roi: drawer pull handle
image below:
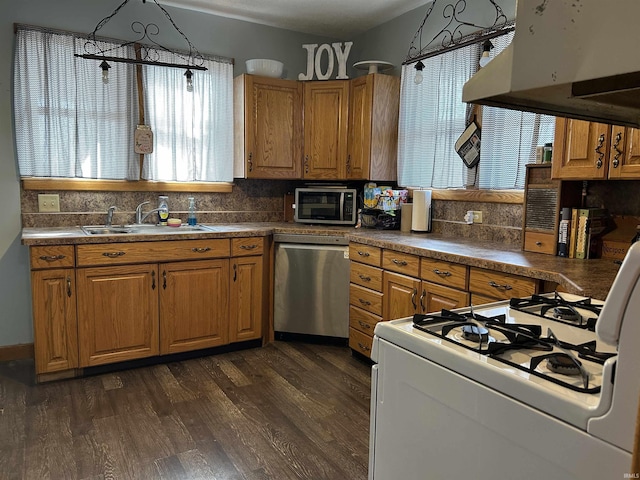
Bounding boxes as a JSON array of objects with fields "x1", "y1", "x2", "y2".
[
  {"x1": 535, "y1": 241, "x2": 542, "y2": 246},
  {"x1": 191, "y1": 247, "x2": 211, "y2": 253},
  {"x1": 488, "y1": 280, "x2": 512, "y2": 291},
  {"x1": 433, "y1": 268, "x2": 451, "y2": 277},
  {"x1": 239, "y1": 244, "x2": 258, "y2": 250},
  {"x1": 102, "y1": 251, "x2": 125, "y2": 258},
  {"x1": 359, "y1": 299, "x2": 372, "y2": 306},
  {"x1": 357, "y1": 251, "x2": 370, "y2": 257},
  {"x1": 40, "y1": 254, "x2": 66, "y2": 262},
  {"x1": 358, "y1": 342, "x2": 371, "y2": 352},
  {"x1": 358, "y1": 274, "x2": 371, "y2": 282},
  {"x1": 358, "y1": 320, "x2": 371, "y2": 329},
  {"x1": 66, "y1": 276, "x2": 72, "y2": 297},
  {"x1": 392, "y1": 259, "x2": 408, "y2": 266}
]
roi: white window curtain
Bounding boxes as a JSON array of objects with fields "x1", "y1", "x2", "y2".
[
  {"x1": 14, "y1": 27, "x2": 139, "y2": 179},
  {"x1": 142, "y1": 52, "x2": 234, "y2": 182},
  {"x1": 397, "y1": 44, "x2": 479, "y2": 189},
  {"x1": 478, "y1": 32, "x2": 555, "y2": 189},
  {"x1": 397, "y1": 31, "x2": 555, "y2": 190}
]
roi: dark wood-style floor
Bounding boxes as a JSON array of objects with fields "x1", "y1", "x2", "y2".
[{"x1": 0, "y1": 342, "x2": 372, "y2": 480}]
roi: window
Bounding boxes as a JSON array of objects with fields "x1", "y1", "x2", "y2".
[
  {"x1": 397, "y1": 31, "x2": 555, "y2": 190},
  {"x1": 13, "y1": 25, "x2": 233, "y2": 183}
]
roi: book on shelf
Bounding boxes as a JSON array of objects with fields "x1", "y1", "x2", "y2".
[
  {"x1": 575, "y1": 208, "x2": 610, "y2": 259},
  {"x1": 568, "y1": 207, "x2": 579, "y2": 258},
  {"x1": 557, "y1": 208, "x2": 572, "y2": 257}
]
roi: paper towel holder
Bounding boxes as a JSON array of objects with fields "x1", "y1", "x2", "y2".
[{"x1": 411, "y1": 189, "x2": 432, "y2": 233}]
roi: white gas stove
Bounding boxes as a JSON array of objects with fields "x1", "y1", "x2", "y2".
[{"x1": 368, "y1": 243, "x2": 640, "y2": 480}]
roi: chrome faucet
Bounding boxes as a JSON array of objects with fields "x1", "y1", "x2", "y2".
[
  {"x1": 106, "y1": 206, "x2": 117, "y2": 226},
  {"x1": 135, "y1": 201, "x2": 168, "y2": 224}
]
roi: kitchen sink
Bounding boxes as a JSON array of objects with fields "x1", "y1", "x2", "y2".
[{"x1": 81, "y1": 224, "x2": 213, "y2": 235}]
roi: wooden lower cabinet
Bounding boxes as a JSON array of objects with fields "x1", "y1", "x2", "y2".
[
  {"x1": 421, "y1": 281, "x2": 469, "y2": 313},
  {"x1": 31, "y1": 268, "x2": 78, "y2": 374},
  {"x1": 77, "y1": 264, "x2": 159, "y2": 367},
  {"x1": 383, "y1": 271, "x2": 420, "y2": 320},
  {"x1": 160, "y1": 259, "x2": 229, "y2": 354},
  {"x1": 229, "y1": 255, "x2": 263, "y2": 342}
]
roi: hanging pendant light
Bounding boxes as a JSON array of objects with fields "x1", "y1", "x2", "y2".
[
  {"x1": 414, "y1": 60, "x2": 425, "y2": 85},
  {"x1": 185, "y1": 69, "x2": 193, "y2": 92},
  {"x1": 100, "y1": 60, "x2": 111, "y2": 84},
  {"x1": 479, "y1": 40, "x2": 494, "y2": 67}
]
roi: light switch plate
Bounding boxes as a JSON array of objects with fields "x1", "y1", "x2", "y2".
[
  {"x1": 472, "y1": 211, "x2": 483, "y2": 223},
  {"x1": 38, "y1": 194, "x2": 60, "y2": 212}
]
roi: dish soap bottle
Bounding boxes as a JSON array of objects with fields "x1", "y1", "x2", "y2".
[
  {"x1": 158, "y1": 195, "x2": 169, "y2": 225},
  {"x1": 188, "y1": 197, "x2": 197, "y2": 226}
]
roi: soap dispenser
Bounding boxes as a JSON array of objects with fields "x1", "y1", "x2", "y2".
[
  {"x1": 158, "y1": 195, "x2": 169, "y2": 225},
  {"x1": 188, "y1": 197, "x2": 197, "y2": 226}
]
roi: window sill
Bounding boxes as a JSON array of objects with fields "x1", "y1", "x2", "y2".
[
  {"x1": 21, "y1": 178, "x2": 234, "y2": 193},
  {"x1": 411, "y1": 188, "x2": 523, "y2": 204}
]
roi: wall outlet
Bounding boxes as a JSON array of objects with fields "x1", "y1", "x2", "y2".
[
  {"x1": 472, "y1": 211, "x2": 483, "y2": 224},
  {"x1": 38, "y1": 194, "x2": 60, "y2": 213}
]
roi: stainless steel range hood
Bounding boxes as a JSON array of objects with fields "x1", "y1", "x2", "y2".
[{"x1": 463, "y1": 0, "x2": 640, "y2": 128}]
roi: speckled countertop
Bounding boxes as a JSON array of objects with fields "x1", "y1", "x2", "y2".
[{"x1": 22, "y1": 222, "x2": 621, "y2": 300}]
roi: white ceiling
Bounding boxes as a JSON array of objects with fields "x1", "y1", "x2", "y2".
[{"x1": 162, "y1": 0, "x2": 428, "y2": 38}]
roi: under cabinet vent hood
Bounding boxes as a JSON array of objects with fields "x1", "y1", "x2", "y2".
[{"x1": 463, "y1": 0, "x2": 640, "y2": 128}]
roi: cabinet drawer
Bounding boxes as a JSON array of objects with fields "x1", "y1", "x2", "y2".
[
  {"x1": 349, "y1": 305, "x2": 381, "y2": 336},
  {"x1": 420, "y1": 258, "x2": 468, "y2": 290},
  {"x1": 523, "y1": 231, "x2": 556, "y2": 255},
  {"x1": 349, "y1": 243, "x2": 381, "y2": 267},
  {"x1": 349, "y1": 283, "x2": 383, "y2": 316},
  {"x1": 382, "y1": 250, "x2": 420, "y2": 277},
  {"x1": 30, "y1": 246, "x2": 75, "y2": 269},
  {"x1": 350, "y1": 262, "x2": 383, "y2": 291},
  {"x1": 349, "y1": 327, "x2": 373, "y2": 357},
  {"x1": 77, "y1": 239, "x2": 230, "y2": 266},
  {"x1": 469, "y1": 267, "x2": 538, "y2": 300},
  {"x1": 231, "y1": 237, "x2": 264, "y2": 256}
]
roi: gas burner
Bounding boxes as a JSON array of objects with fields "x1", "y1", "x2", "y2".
[
  {"x1": 547, "y1": 353, "x2": 583, "y2": 376},
  {"x1": 462, "y1": 324, "x2": 488, "y2": 343},
  {"x1": 551, "y1": 306, "x2": 580, "y2": 322}
]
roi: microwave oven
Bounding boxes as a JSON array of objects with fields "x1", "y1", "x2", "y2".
[{"x1": 294, "y1": 188, "x2": 357, "y2": 225}]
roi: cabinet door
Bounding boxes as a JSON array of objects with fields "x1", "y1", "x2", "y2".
[
  {"x1": 552, "y1": 118, "x2": 610, "y2": 179},
  {"x1": 160, "y1": 259, "x2": 229, "y2": 354},
  {"x1": 240, "y1": 75, "x2": 303, "y2": 179},
  {"x1": 77, "y1": 265, "x2": 159, "y2": 367},
  {"x1": 608, "y1": 126, "x2": 640, "y2": 179},
  {"x1": 31, "y1": 269, "x2": 78, "y2": 374},
  {"x1": 303, "y1": 81, "x2": 349, "y2": 179},
  {"x1": 420, "y1": 281, "x2": 469, "y2": 314},
  {"x1": 347, "y1": 76, "x2": 372, "y2": 179},
  {"x1": 383, "y1": 271, "x2": 421, "y2": 321},
  {"x1": 347, "y1": 74, "x2": 399, "y2": 181},
  {"x1": 230, "y1": 255, "x2": 263, "y2": 342}
]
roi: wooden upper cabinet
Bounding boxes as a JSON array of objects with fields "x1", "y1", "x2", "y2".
[
  {"x1": 347, "y1": 74, "x2": 399, "y2": 181},
  {"x1": 608, "y1": 125, "x2": 640, "y2": 179},
  {"x1": 552, "y1": 118, "x2": 610, "y2": 179},
  {"x1": 552, "y1": 118, "x2": 640, "y2": 180},
  {"x1": 303, "y1": 80, "x2": 350, "y2": 179},
  {"x1": 234, "y1": 75, "x2": 303, "y2": 179}
]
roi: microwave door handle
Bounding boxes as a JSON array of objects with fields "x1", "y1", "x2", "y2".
[{"x1": 339, "y1": 194, "x2": 345, "y2": 222}]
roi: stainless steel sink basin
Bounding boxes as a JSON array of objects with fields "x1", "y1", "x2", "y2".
[
  {"x1": 81, "y1": 224, "x2": 212, "y2": 235},
  {"x1": 81, "y1": 225, "x2": 133, "y2": 235}
]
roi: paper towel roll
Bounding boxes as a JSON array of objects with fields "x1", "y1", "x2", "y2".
[
  {"x1": 400, "y1": 204, "x2": 413, "y2": 232},
  {"x1": 411, "y1": 190, "x2": 432, "y2": 232}
]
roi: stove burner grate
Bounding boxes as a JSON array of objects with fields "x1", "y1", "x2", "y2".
[{"x1": 510, "y1": 293, "x2": 601, "y2": 331}]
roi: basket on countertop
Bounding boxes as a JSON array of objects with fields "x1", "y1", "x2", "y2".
[{"x1": 361, "y1": 207, "x2": 402, "y2": 230}]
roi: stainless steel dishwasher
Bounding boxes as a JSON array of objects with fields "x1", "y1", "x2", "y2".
[{"x1": 273, "y1": 233, "x2": 350, "y2": 342}]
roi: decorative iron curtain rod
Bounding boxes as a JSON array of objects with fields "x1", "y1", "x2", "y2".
[{"x1": 402, "y1": 24, "x2": 515, "y2": 66}]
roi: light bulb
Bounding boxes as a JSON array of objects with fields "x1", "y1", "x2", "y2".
[
  {"x1": 479, "y1": 51, "x2": 491, "y2": 68},
  {"x1": 100, "y1": 60, "x2": 110, "y2": 85},
  {"x1": 414, "y1": 60, "x2": 425, "y2": 85},
  {"x1": 185, "y1": 69, "x2": 193, "y2": 92}
]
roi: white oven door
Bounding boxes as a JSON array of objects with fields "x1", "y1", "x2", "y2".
[{"x1": 369, "y1": 338, "x2": 630, "y2": 480}]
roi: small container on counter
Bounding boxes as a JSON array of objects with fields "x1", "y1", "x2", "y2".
[
  {"x1": 158, "y1": 196, "x2": 169, "y2": 225},
  {"x1": 188, "y1": 197, "x2": 197, "y2": 226},
  {"x1": 543, "y1": 143, "x2": 553, "y2": 163}
]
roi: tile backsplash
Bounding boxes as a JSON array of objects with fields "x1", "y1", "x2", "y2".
[{"x1": 21, "y1": 179, "x2": 526, "y2": 246}]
